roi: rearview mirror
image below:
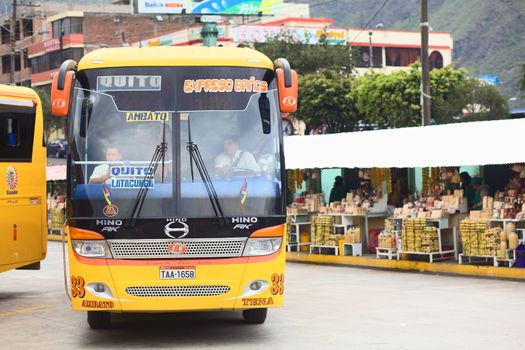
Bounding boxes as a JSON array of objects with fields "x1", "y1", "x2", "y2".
[
  {"x1": 51, "y1": 60, "x2": 77, "y2": 117},
  {"x1": 274, "y1": 58, "x2": 298, "y2": 113}
]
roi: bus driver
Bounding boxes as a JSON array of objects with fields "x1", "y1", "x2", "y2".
[{"x1": 215, "y1": 136, "x2": 260, "y2": 177}]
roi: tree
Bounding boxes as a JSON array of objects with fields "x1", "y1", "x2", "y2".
[
  {"x1": 430, "y1": 66, "x2": 471, "y2": 124},
  {"x1": 353, "y1": 64, "x2": 510, "y2": 128},
  {"x1": 461, "y1": 79, "x2": 509, "y2": 121},
  {"x1": 432, "y1": 67, "x2": 508, "y2": 123},
  {"x1": 353, "y1": 66, "x2": 421, "y2": 128},
  {"x1": 34, "y1": 87, "x2": 66, "y2": 143},
  {"x1": 298, "y1": 69, "x2": 358, "y2": 133},
  {"x1": 253, "y1": 31, "x2": 357, "y2": 75}
]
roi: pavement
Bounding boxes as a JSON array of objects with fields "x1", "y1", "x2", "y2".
[{"x1": 1, "y1": 241, "x2": 524, "y2": 350}]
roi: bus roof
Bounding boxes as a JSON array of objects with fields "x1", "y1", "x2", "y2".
[
  {"x1": 0, "y1": 84, "x2": 38, "y2": 100},
  {"x1": 77, "y1": 47, "x2": 275, "y2": 71}
]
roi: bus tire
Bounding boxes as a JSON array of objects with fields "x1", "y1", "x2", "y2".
[
  {"x1": 87, "y1": 311, "x2": 111, "y2": 329},
  {"x1": 242, "y1": 308, "x2": 267, "y2": 324}
]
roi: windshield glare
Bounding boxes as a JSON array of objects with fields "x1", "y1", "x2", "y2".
[{"x1": 69, "y1": 67, "x2": 284, "y2": 219}]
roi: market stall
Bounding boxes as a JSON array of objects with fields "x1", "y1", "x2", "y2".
[{"x1": 284, "y1": 119, "x2": 525, "y2": 268}]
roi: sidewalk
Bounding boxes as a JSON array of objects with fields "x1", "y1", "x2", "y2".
[
  {"x1": 48, "y1": 234, "x2": 525, "y2": 280},
  {"x1": 286, "y1": 252, "x2": 525, "y2": 281}
]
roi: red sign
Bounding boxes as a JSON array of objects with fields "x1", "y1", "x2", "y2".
[
  {"x1": 44, "y1": 38, "x2": 60, "y2": 53},
  {"x1": 168, "y1": 242, "x2": 187, "y2": 255}
]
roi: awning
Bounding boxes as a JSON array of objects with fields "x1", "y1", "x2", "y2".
[
  {"x1": 284, "y1": 118, "x2": 525, "y2": 169},
  {"x1": 46, "y1": 165, "x2": 66, "y2": 181}
]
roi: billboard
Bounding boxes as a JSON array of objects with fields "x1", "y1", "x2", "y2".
[
  {"x1": 233, "y1": 25, "x2": 347, "y2": 45},
  {"x1": 138, "y1": 0, "x2": 283, "y2": 15}
]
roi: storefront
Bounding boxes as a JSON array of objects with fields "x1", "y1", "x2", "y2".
[
  {"x1": 46, "y1": 165, "x2": 66, "y2": 235},
  {"x1": 284, "y1": 118, "x2": 525, "y2": 271}
]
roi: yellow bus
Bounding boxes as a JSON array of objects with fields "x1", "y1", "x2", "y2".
[
  {"x1": 51, "y1": 47, "x2": 297, "y2": 329},
  {"x1": 0, "y1": 85, "x2": 47, "y2": 273}
]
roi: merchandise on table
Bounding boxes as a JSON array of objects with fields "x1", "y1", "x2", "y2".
[
  {"x1": 50, "y1": 208, "x2": 65, "y2": 229},
  {"x1": 286, "y1": 215, "x2": 293, "y2": 243},
  {"x1": 320, "y1": 189, "x2": 386, "y2": 215},
  {"x1": 345, "y1": 226, "x2": 361, "y2": 243},
  {"x1": 312, "y1": 216, "x2": 341, "y2": 246},
  {"x1": 288, "y1": 193, "x2": 325, "y2": 214},
  {"x1": 459, "y1": 218, "x2": 500, "y2": 256},
  {"x1": 401, "y1": 218, "x2": 438, "y2": 253},
  {"x1": 378, "y1": 219, "x2": 397, "y2": 249},
  {"x1": 393, "y1": 190, "x2": 466, "y2": 219}
]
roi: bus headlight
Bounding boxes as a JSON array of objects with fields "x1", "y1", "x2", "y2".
[
  {"x1": 243, "y1": 238, "x2": 282, "y2": 256},
  {"x1": 72, "y1": 240, "x2": 112, "y2": 258}
]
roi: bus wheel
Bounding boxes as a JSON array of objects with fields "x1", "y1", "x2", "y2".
[
  {"x1": 87, "y1": 311, "x2": 111, "y2": 329},
  {"x1": 242, "y1": 308, "x2": 267, "y2": 324}
]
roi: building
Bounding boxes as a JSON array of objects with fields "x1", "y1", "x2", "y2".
[
  {"x1": 0, "y1": 1, "x2": 131, "y2": 86},
  {"x1": 27, "y1": 11, "x2": 188, "y2": 87},
  {"x1": 348, "y1": 27, "x2": 452, "y2": 75},
  {"x1": 0, "y1": 1, "x2": 190, "y2": 87},
  {"x1": 135, "y1": 16, "x2": 453, "y2": 75},
  {"x1": 0, "y1": 1, "x2": 452, "y2": 87}
]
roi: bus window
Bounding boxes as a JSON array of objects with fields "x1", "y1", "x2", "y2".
[{"x1": 0, "y1": 105, "x2": 36, "y2": 162}]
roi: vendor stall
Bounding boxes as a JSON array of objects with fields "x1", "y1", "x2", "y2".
[{"x1": 284, "y1": 118, "x2": 525, "y2": 269}]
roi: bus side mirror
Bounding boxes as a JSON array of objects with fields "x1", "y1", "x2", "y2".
[
  {"x1": 274, "y1": 58, "x2": 298, "y2": 113},
  {"x1": 51, "y1": 60, "x2": 77, "y2": 117}
]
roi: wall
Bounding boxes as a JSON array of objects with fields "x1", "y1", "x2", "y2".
[{"x1": 83, "y1": 13, "x2": 189, "y2": 48}]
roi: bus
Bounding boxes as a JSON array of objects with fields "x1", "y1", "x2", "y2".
[
  {"x1": 0, "y1": 85, "x2": 47, "y2": 273},
  {"x1": 50, "y1": 46, "x2": 297, "y2": 329}
]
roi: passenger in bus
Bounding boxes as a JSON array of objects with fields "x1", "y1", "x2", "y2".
[
  {"x1": 89, "y1": 146, "x2": 123, "y2": 184},
  {"x1": 215, "y1": 136, "x2": 261, "y2": 177}
]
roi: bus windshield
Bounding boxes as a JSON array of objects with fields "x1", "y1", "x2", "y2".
[{"x1": 69, "y1": 67, "x2": 284, "y2": 220}]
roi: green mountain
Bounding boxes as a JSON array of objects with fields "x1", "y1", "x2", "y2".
[{"x1": 306, "y1": 0, "x2": 524, "y2": 97}]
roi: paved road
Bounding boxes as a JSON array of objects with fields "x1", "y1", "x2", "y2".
[{"x1": 1, "y1": 242, "x2": 524, "y2": 350}]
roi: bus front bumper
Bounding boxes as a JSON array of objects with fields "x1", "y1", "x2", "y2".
[{"x1": 68, "y1": 242, "x2": 285, "y2": 313}]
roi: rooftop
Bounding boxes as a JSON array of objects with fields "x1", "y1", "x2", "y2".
[{"x1": 78, "y1": 46, "x2": 274, "y2": 70}]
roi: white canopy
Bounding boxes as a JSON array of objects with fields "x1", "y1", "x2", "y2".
[
  {"x1": 46, "y1": 165, "x2": 66, "y2": 181},
  {"x1": 284, "y1": 118, "x2": 524, "y2": 169}
]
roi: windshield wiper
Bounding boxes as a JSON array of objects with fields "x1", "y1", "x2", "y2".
[
  {"x1": 186, "y1": 115, "x2": 226, "y2": 223},
  {"x1": 127, "y1": 121, "x2": 168, "y2": 226}
]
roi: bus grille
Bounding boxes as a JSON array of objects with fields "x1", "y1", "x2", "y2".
[
  {"x1": 126, "y1": 286, "x2": 231, "y2": 297},
  {"x1": 106, "y1": 238, "x2": 247, "y2": 259}
]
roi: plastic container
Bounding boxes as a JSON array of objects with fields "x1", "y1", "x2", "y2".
[
  {"x1": 508, "y1": 231, "x2": 519, "y2": 250},
  {"x1": 515, "y1": 244, "x2": 525, "y2": 268},
  {"x1": 368, "y1": 229, "x2": 382, "y2": 254},
  {"x1": 300, "y1": 232, "x2": 310, "y2": 252}
]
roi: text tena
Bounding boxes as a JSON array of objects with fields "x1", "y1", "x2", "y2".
[{"x1": 241, "y1": 297, "x2": 274, "y2": 306}]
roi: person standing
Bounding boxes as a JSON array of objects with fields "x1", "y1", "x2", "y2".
[{"x1": 329, "y1": 176, "x2": 347, "y2": 203}]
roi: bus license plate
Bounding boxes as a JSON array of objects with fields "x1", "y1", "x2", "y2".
[{"x1": 160, "y1": 267, "x2": 196, "y2": 280}]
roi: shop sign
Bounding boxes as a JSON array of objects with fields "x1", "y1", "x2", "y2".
[
  {"x1": 138, "y1": 0, "x2": 273, "y2": 15},
  {"x1": 138, "y1": 0, "x2": 193, "y2": 14},
  {"x1": 233, "y1": 25, "x2": 347, "y2": 45},
  {"x1": 44, "y1": 38, "x2": 60, "y2": 53}
]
